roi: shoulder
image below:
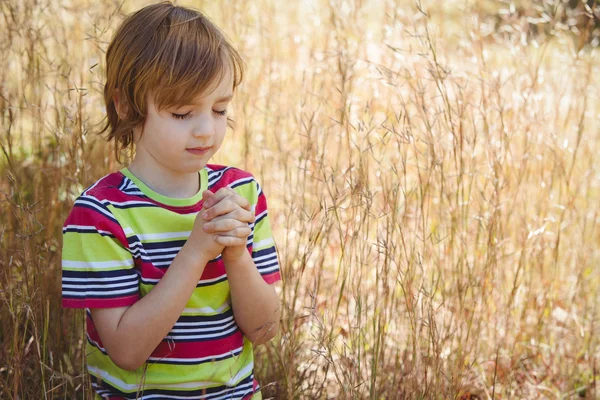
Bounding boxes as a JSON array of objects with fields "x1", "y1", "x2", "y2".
[
  {"x1": 66, "y1": 171, "x2": 129, "y2": 223},
  {"x1": 79, "y1": 171, "x2": 128, "y2": 203},
  {"x1": 205, "y1": 164, "x2": 259, "y2": 190}
]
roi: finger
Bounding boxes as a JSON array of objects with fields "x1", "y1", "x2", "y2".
[
  {"x1": 218, "y1": 226, "x2": 252, "y2": 238},
  {"x1": 203, "y1": 218, "x2": 246, "y2": 233},
  {"x1": 203, "y1": 187, "x2": 251, "y2": 211},
  {"x1": 202, "y1": 189, "x2": 227, "y2": 209},
  {"x1": 204, "y1": 201, "x2": 255, "y2": 222},
  {"x1": 213, "y1": 235, "x2": 247, "y2": 247}
]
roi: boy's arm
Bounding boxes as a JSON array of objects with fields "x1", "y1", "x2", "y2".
[
  {"x1": 90, "y1": 243, "x2": 210, "y2": 371},
  {"x1": 222, "y1": 251, "x2": 280, "y2": 345}
]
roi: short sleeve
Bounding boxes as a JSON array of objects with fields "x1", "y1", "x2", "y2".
[
  {"x1": 233, "y1": 177, "x2": 281, "y2": 284},
  {"x1": 61, "y1": 195, "x2": 140, "y2": 308}
]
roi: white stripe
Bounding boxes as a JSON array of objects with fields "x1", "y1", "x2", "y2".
[
  {"x1": 165, "y1": 325, "x2": 238, "y2": 340},
  {"x1": 252, "y1": 237, "x2": 274, "y2": 249},
  {"x1": 63, "y1": 224, "x2": 97, "y2": 231},
  {"x1": 174, "y1": 315, "x2": 233, "y2": 327},
  {"x1": 170, "y1": 320, "x2": 236, "y2": 334},
  {"x1": 63, "y1": 287, "x2": 137, "y2": 296},
  {"x1": 63, "y1": 275, "x2": 136, "y2": 283},
  {"x1": 124, "y1": 190, "x2": 145, "y2": 196},
  {"x1": 63, "y1": 259, "x2": 134, "y2": 270},
  {"x1": 123, "y1": 227, "x2": 134, "y2": 235},
  {"x1": 229, "y1": 177, "x2": 254, "y2": 189},
  {"x1": 86, "y1": 334, "x2": 106, "y2": 353},
  {"x1": 258, "y1": 264, "x2": 280, "y2": 274},
  {"x1": 87, "y1": 366, "x2": 217, "y2": 390},
  {"x1": 144, "y1": 253, "x2": 177, "y2": 261},
  {"x1": 83, "y1": 174, "x2": 110, "y2": 195},
  {"x1": 141, "y1": 273, "x2": 226, "y2": 285},
  {"x1": 110, "y1": 200, "x2": 155, "y2": 207},
  {"x1": 145, "y1": 246, "x2": 182, "y2": 254},
  {"x1": 255, "y1": 256, "x2": 278, "y2": 266},
  {"x1": 183, "y1": 303, "x2": 231, "y2": 315},
  {"x1": 136, "y1": 381, "x2": 254, "y2": 400},
  {"x1": 63, "y1": 280, "x2": 137, "y2": 290},
  {"x1": 136, "y1": 231, "x2": 191, "y2": 240},
  {"x1": 254, "y1": 210, "x2": 267, "y2": 221},
  {"x1": 76, "y1": 198, "x2": 114, "y2": 220},
  {"x1": 252, "y1": 253, "x2": 277, "y2": 262},
  {"x1": 226, "y1": 361, "x2": 254, "y2": 386}
]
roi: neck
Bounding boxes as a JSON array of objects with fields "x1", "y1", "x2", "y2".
[{"x1": 127, "y1": 151, "x2": 201, "y2": 199}]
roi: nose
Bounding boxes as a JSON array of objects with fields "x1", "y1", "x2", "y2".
[{"x1": 191, "y1": 112, "x2": 214, "y2": 138}]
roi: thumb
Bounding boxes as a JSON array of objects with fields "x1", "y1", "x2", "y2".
[{"x1": 202, "y1": 190, "x2": 216, "y2": 209}]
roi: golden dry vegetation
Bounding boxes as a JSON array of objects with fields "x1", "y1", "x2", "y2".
[{"x1": 1, "y1": 0, "x2": 600, "y2": 398}]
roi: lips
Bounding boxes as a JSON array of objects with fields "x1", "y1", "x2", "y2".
[{"x1": 186, "y1": 146, "x2": 212, "y2": 155}]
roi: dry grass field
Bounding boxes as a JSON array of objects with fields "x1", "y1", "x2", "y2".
[{"x1": 1, "y1": 0, "x2": 600, "y2": 398}]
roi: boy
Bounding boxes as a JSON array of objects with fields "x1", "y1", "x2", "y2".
[{"x1": 61, "y1": 2, "x2": 281, "y2": 399}]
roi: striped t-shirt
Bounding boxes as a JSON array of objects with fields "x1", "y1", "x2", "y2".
[{"x1": 61, "y1": 164, "x2": 281, "y2": 400}]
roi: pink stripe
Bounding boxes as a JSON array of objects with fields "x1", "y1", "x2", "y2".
[
  {"x1": 150, "y1": 330, "x2": 244, "y2": 359},
  {"x1": 65, "y1": 206, "x2": 128, "y2": 245},
  {"x1": 262, "y1": 271, "x2": 281, "y2": 284},
  {"x1": 62, "y1": 294, "x2": 138, "y2": 310},
  {"x1": 139, "y1": 258, "x2": 226, "y2": 280},
  {"x1": 255, "y1": 193, "x2": 267, "y2": 215}
]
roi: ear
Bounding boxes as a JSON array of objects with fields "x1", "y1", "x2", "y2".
[{"x1": 113, "y1": 89, "x2": 129, "y2": 119}]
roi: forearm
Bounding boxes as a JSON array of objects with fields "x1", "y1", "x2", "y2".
[
  {"x1": 224, "y1": 251, "x2": 280, "y2": 345},
  {"x1": 112, "y1": 244, "x2": 208, "y2": 369}
]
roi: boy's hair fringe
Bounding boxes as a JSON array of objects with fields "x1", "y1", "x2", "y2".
[{"x1": 100, "y1": 1, "x2": 245, "y2": 163}]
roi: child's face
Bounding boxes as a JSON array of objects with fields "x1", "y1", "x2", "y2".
[{"x1": 132, "y1": 70, "x2": 234, "y2": 175}]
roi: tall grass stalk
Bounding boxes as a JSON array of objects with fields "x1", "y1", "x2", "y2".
[{"x1": 1, "y1": 0, "x2": 599, "y2": 398}]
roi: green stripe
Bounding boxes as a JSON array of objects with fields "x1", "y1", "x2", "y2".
[
  {"x1": 63, "y1": 232, "x2": 131, "y2": 262},
  {"x1": 86, "y1": 339, "x2": 254, "y2": 389},
  {"x1": 120, "y1": 168, "x2": 208, "y2": 207},
  {"x1": 110, "y1": 206, "x2": 196, "y2": 236},
  {"x1": 139, "y1": 280, "x2": 230, "y2": 310}
]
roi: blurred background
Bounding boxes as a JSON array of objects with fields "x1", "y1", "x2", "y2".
[{"x1": 1, "y1": 0, "x2": 600, "y2": 398}]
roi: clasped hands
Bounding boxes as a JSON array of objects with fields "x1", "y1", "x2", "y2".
[{"x1": 200, "y1": 187, "x2": 254, "y2": 261}]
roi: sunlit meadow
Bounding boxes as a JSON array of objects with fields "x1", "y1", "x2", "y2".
[{"x1": 1, "y1": 0, "x2": 600, "y2": 398}]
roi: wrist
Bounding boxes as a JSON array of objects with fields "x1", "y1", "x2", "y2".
[
  {"x1": 180, "y1": 241, "x2": 211, "y2": 269},
  {"x1": 221, "y1": 246, "x2": 250, "y2": 263}
]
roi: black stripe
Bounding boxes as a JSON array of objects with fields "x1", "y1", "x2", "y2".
[
  {"x1": 62, "y1": 269, "x2": 138, "y2": 280},
  {"x1": 62, "y1": 227, "x2": 115, "y2": 237},
  {"x1": 176, "y1": 308, "x2": 234, "y2": 323},
  {"x1": 255, "y1": 212, "x2": 268, "y2": 225},
  {"x1": 63, "y1": 282, "x2": 139, "y2": 293},
  {"x1": 92, "y1": 373, "x2": 255, "y2": 399},
  {"x1": 252, "y1": 246, "x2": 277, "y2": 257},
  {"x1": 73, "y1": 203, "x2": 119, "y2": 224},
  {"x1": 110, "y1": 202, "x2": 157, "y2": 210},
  {"x1": 230, "y1": 178, "x2": 254, "y2": 189},
  {"x1": 166, "y1": 325, "x2": 240, "y2": 343}
]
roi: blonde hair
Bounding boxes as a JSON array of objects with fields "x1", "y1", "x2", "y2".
[{"x1": 101, "y1": 1, "x2": 244, "y2": 161}]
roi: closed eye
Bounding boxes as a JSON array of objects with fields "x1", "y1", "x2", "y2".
[
  {"x1": 172, "y1": 112, "x2": 191, "y2": 120},
  {"x1": 172, "y1": 110, "x2": 227, "y2": 119}
]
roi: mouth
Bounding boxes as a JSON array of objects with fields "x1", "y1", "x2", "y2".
[{"x1": 186, "y1": 147, "x2": 212, "y2": 155}]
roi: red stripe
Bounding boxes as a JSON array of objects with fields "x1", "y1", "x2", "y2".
[
  {"x1": 62, "y1": 294, "x2": 138, "y2": 309},
  {"x1": 207, "y1": 165, "x2": 253, "y2": 191},
  {"x1": 66, "y1": 205, "x2": 129, "y2": 246},
  {"x1": 150, "y1": 330, "x2": 244, "y2": 359},
  {"x1": 96, "y1": 180, "x2": 204, "y2": 213},
  {"x1": 255, "y1": 192, "x2": 267, "y2": 215},
  {"x1": 86, "y1": 313, "x2": 104, "y2": 346},
  {"x1": 138, "y1": 258, "x2": 226, "y2": 280},
  {"x1": 262, "y1": 271, "x2": 281, "y2": 284}
]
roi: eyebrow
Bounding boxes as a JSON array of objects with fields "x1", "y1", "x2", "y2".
[{"x1": 215, "y1": 94, "x2": 233, "y2": 102}]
